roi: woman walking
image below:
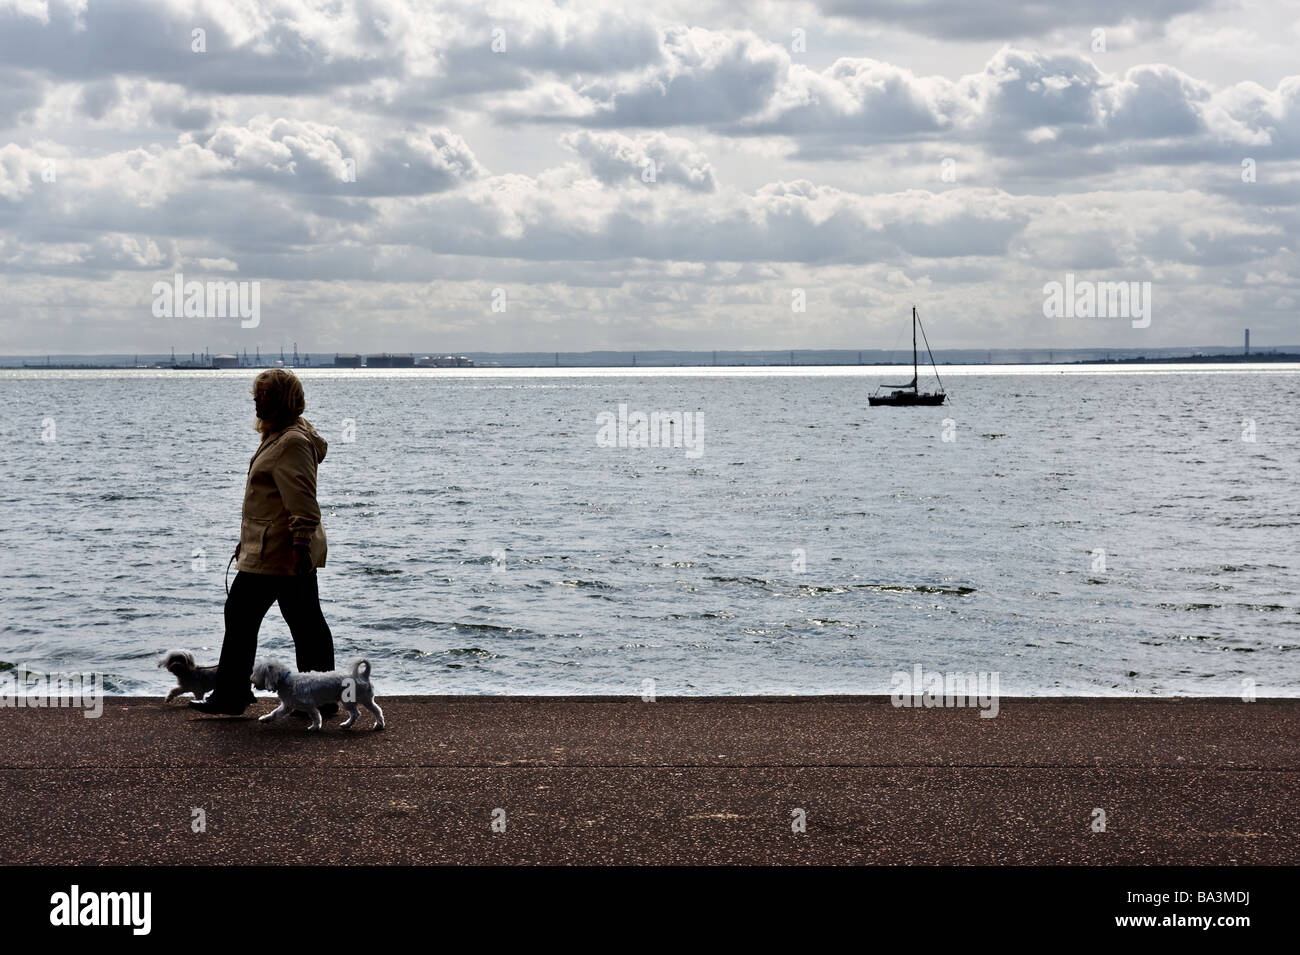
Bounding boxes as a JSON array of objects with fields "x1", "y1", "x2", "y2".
[{"x1": 191, "y1": 368, "x2": 336, "y2": 716}]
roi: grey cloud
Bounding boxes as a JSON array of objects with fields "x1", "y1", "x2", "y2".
[
  {"x1": 973, "y1": 50, "x2": 1106, "y2": 142},
  {"x1": 1104, "y1": 65, "x2": 1208, "y2": 139},
  {"x1": 72, "y1": 78, "x2": 220, "y2": 130},
  {"x1": 348, "y1": 14, "x2": 663, "y2": 120},
  {"x1": 507, "y1": 41, "x2": 1299, "y2": 172},
  {"x1": 561, "y1": 130, "x2": 717, "y2": 191},
  {"x1": 0, "y1": 0, "x2": 388, "y2": 94},
  {"x1": 0, "y1": 68, "x2": 46, "y2": 128},
  {"x1": 1144, "y1": 223, "x2": 1289, "y2": 265},
  {"x1": 734, "y1": 58, "x2": 957, "y2": 144},
  {"x1": 1206, "y1": 177, "x2": 1300, "y2": 207},
  {"x1": 2, "y1": 0, "x2": 665, "y2": 123},
  {"x1": 194, "y1": 120, "x2": 483, "y2": 196},
  {"x1": 437, "y1": 11, "x2": 662, "y2": 80},
  {"x1": 561, "y1": 28, "x2": 786, "y2": 127},
  {"x1": 815, "y1": 0, "x2": 1214, "y2": 41},
  {"x1": 379, "y1": 177, "x2": 1033, "y2": 265},
  {"x1": 76, "y1": 80, "x2": 120, "y2": 121}
]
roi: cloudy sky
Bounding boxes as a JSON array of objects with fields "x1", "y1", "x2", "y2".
[{"x1": 1, "y1": 0, "x2": 1297, "y2": 355}]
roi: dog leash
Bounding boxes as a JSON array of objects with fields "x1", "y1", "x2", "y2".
[{"x1": 225, "y1": 550, "x2": 236, "y2": 597}]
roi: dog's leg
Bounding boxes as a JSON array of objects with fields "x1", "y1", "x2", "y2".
[
  {"x1": 305, "y1": 706, "x2": 324, "y2": 731},
  {"x1": 340, "y1": 703, "x2": 359, "y2": 729},
  {"x1": 362, "y1": 698, "x2": 384, "y2": 731},
  {"x1": 165, "y1": 687, "x2": 182, "y2": 702},
  {"x1": 259, "y1": 702, "x2": 290, "y2": 723}
]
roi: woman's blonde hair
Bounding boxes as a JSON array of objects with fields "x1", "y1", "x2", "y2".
[{"x1": 253, "y1": 368, "x2": 306, "y2": 435}]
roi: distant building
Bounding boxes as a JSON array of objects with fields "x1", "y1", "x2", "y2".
[
  {"x1": 211, "y1": 354, "x2": 239, "y2": 369},
  {"x1": 416, "y1": 355, "x2": 474, "y2": 368},
  {"x1": 333, "y1": 353, "x2": 363, "y2": 368},
  {"x1": 366, "y1": 353, "x2": 414, "y2": 368}
]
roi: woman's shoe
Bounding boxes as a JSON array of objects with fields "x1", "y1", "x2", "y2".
[{"x1": 188, "y1": 691, "x2": 255, "y2": 715}]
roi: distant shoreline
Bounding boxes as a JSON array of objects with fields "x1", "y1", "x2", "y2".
[{"x1": 8, "y1": 354, "x2": 1300, "y2": 371}]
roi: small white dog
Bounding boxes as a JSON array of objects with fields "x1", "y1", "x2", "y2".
[{"x1": 250, "y1": 658, "x2": 385, "y2": 732}]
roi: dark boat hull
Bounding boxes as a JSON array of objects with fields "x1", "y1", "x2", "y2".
[{"x1": 868, "y1": 392, "x2": 946, "y2": 406}]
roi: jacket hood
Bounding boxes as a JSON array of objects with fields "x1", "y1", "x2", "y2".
[{"x1": 289, "y1": 417, "x2": 328, "y2": 463}]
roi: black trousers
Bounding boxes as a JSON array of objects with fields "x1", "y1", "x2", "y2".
[{"x1": 214, "y1": 569, "x2": 335, "y2": 701}]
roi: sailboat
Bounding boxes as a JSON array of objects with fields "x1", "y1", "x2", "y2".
[{"x1": 868, "y1": 306, "x2": 947, "y2": 406}]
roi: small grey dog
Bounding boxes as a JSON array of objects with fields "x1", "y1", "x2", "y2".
[
  {"x1": 250, "y1": 658, "x2": 385, "y2": 731},
  {"x1": 158, "y1": 650, "x2": 219, "y2": 702}
]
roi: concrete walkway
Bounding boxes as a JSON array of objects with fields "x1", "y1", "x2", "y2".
[{"x1": 1, "y1": 697, "x2": 1296, "y2": 864}]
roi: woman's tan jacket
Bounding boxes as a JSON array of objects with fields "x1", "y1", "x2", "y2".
[{"x1": 236, "y1": 418, "x2": 329, "y2": 575}]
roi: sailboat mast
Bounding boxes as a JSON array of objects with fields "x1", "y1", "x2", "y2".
[{"x1": 912, "y1": 305, "x2": 918, "y2": 388}]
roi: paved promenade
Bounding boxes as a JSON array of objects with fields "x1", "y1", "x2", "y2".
[{"x1": 1, "y1": 697, "x2": 1295, "y2": 864}]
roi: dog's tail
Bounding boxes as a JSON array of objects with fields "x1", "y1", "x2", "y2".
[
  {"x1": 350, "y1": 659, "x2": 372, "y2": 683},
  {"x1": 158, "y1": 650, "x2": 195, "y2": 673}
]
